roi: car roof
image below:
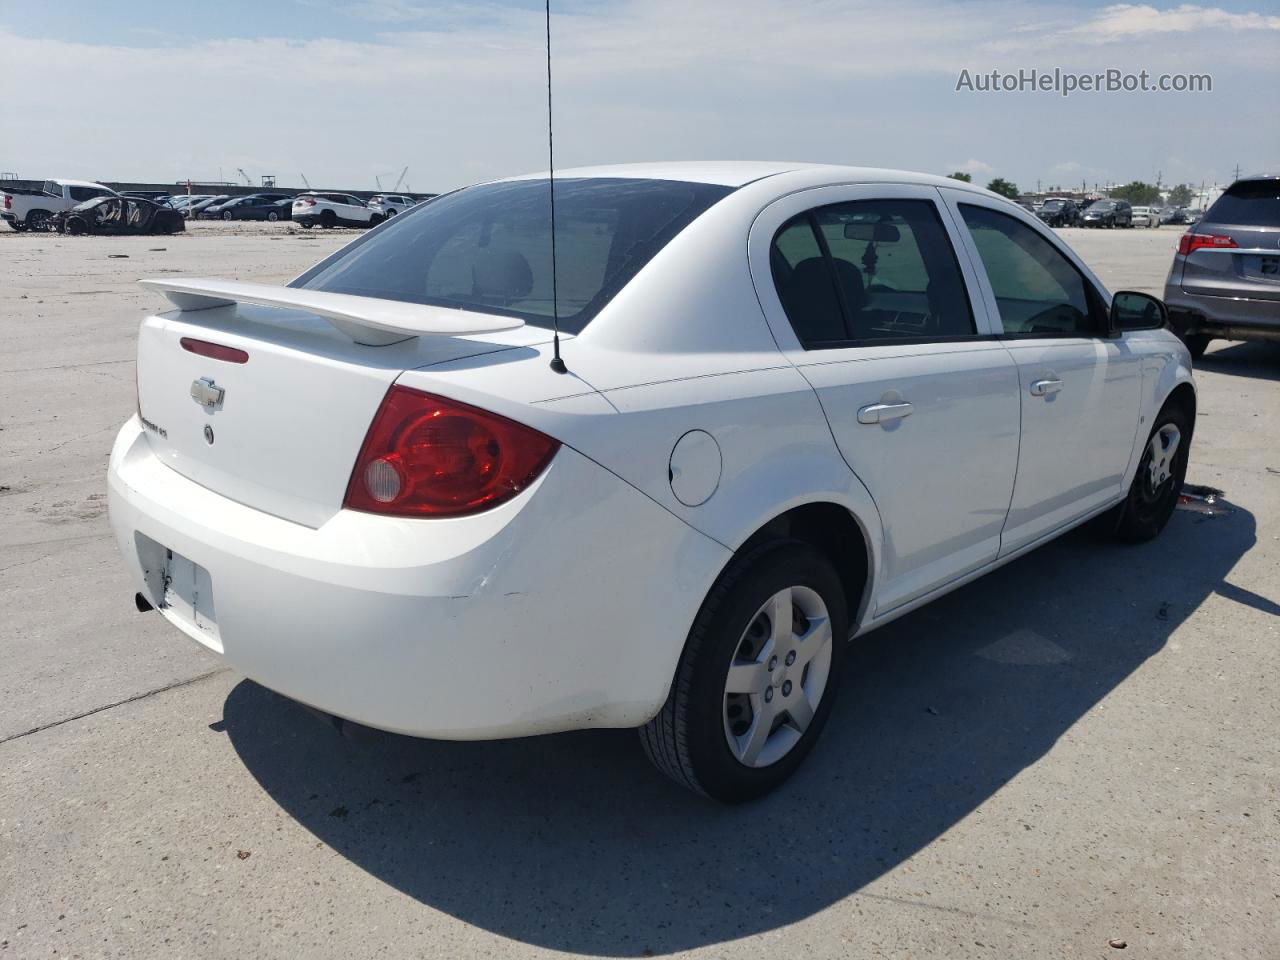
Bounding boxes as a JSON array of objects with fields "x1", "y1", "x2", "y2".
[
  {"x1": 498, "y1": 161, "x2": 1000, "y2": 195},
  {"x1": 50, "y1": 178, "x2": 111, "y2": 188}
]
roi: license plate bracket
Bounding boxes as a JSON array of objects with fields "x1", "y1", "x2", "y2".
[{"x1": 161, "y1": 549, "x2": 221, "y2": 651}]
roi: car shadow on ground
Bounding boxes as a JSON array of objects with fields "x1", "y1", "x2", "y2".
[
  {"x1": 1196, "y1": 340, "x2": 1280, "y2": 381},
  {"x1": 222, "y1": 501, "x2": 1255, "y2": 956}
]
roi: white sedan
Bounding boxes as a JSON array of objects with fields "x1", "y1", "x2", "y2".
[
  {"x1": 1130, "y1": 205, "x2": 1161, "y2": 228},
  {"x1": 109, "y1": 163, "x2": 1194, "y2": 801}
]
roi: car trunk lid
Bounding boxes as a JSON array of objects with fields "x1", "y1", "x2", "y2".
[{"x1": 134, "y1": 288, "x2": 550, "y2": 527}]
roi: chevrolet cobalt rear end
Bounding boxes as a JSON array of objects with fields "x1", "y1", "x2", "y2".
[{"x1": 111, "y1": 163, "x2": 1194, "y2": 801}]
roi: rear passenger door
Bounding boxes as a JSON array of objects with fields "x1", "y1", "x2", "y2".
[
  {"x1": 943, "y1": 192, "x2": 1143, "y2": 553},
  {"x1": 751, "y1": 184, "x2": 1022, "y2": 615}
]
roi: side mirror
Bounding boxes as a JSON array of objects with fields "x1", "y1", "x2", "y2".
[{"x1": 1110, "y1": 290, "x2": 1167, "y2": 334}]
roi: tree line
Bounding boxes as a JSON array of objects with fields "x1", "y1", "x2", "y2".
[{"x1": 946, "y1": 172, "x2": 1195, "y2": 207}]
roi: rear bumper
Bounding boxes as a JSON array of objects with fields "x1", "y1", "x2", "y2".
[
  {"x1": 107, "y1": 417, "x2": 728, "y2": 739},
  {"x1": 1164, "y1": 283, "x2": 1280, "y2": 337}
]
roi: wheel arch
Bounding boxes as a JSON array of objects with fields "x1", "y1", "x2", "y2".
[{"x1": 731, "y1": 501, "x2": 875, "y2": 637}]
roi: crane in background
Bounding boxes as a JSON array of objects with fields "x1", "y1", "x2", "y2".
[
  {"x1": 237, "y1": 167, "x2": 252, "y2": 186},
  {"x1": 374, "y1": 166, "x2": 408, "y2": 192},
  {"x1": 300, "y1": 173, "x2": 311, "y2": 189}
]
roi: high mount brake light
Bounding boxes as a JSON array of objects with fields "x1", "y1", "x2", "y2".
[
  {"x1": 1178, "y1": 233, "x2": 1238, "y2": 255},
  {"x1": 180, "y1": 337, "x2": 249, "y2": 364},
  {"x1": 344, "y1": 386, "x2": 560, "y2": 518}
]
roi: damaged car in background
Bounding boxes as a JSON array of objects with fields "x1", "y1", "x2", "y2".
[{"x1": 55, "y1": 196, "x2": 186, "y2": 236}]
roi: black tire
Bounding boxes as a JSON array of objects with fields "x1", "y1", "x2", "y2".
[
  {"x1": 299, "y1": 220, "x2": 313, "y2": 229},
  {"x1": 640, "y1": 540, "x2": 849, "y2": 803},
  {"x1": 1182, "y1": 334, "x2": 1211, "y2": 360},
  {"x1": 221, "y1": 210, "x2": 233, "y2": 221},
  {"x1": 267, "y1": 210, "x2": 280, "y2": 222},
  {"x1": 1111, "y1": 403, "x2": 1192, "y2": 543},
  {"x1": 27, "y1": 210, "x2": 50, "y2": 231},
  {"x1": 386, "y1": 207, "x2": 397, "y2": 217},
  {"x1": 320, "y1": 210, "x2": 336, "y2": 229}
]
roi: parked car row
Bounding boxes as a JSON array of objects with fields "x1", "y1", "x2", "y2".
[{"x1": 3, "y1": 181, "x2": 435, "y2": 232}]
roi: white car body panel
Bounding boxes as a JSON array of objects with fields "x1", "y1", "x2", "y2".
[
  {"x1": 139, "y1": 277, "x2": 526, "y2": 345},
  {"x1": 108, "y1": 161, "x2": 1195, "y2": 740}
]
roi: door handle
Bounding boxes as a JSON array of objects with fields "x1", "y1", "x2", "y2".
[
  {"x1": 1030, "y1": 378, "x2": 1063, "y2": 397},
  {"x1": 857, "y1": 401, "x2": 914, "y2": 425}
]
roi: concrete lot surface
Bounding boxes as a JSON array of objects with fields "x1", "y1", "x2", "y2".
[{"x1": 2, "y1": 221, "x2": 1277, "y2": 959}]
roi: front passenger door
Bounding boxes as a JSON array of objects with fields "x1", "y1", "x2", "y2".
[{"x1": 946, "y1": 195, "x2": 1143, "y2": 554}]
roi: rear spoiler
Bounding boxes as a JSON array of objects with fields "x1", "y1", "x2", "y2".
[{"x1": 138, "y1": 277, "x2": 524, "y2": 346}]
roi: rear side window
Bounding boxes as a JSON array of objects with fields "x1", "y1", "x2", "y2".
[
  {"x1": 297, "y1": 178, "x2": 733, "y2": 334},
  {"x1": 68, "y1": 186, "x2": 107, "y2": 202},
  {"x1": 771, "y1": 198, "x2": 975, "y2": 347},
  {"x1": 1206, "y1": 180, "x2": 1280, "y2": 227},
  {"x1": 959, "y1": 204, "x2": 1099, "y2": 336}
]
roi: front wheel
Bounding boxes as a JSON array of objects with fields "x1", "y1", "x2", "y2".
[
  {"x1": 1181, "y1": 334, "x2": 1211, "y2": 360},
  {"x1": 640, "y1": 540, "x2": 848, "y2": 803},
  {"x1": 222, "y1": 210, "x2": 233, "y2": 221},
  {"x1": 267, "y1": 211, "x2": 279, "y2": 222},
  {"x1": 1112, "y1": 405, "x2": 1191, "y2": 542}
]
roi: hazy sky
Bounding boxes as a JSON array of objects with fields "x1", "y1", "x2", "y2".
[{"x1": 1, "y1": 0, "x2": 1276, "y2": 193}]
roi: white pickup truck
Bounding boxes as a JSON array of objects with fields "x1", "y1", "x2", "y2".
[{"x1": 2, "y1": 178, "x2": 118, "y2": 231}]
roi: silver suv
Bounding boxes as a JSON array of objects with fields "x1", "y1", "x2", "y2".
[{"x1": 1164, "y1": 174, "x2": 1280, "y2": 358}]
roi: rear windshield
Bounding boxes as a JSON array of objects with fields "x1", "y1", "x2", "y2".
[
  {"x1": 1205, "y1": 180, "x2": 1280, "y2": 227},
  {"x1": 294, "y1": 177, "x2": 733, "y2": 334}
]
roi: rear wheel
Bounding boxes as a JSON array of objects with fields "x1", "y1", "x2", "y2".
[
  {"x1": 640, "y1": 540, "x2": 848, "y2": 803},
  {"x1": 27, "y1": 210, "x2": 50, "y2": 231},
  {"x1": 320, "y1": 210, "x2": 336, "y2": 229},
  {"x1": 222, "y1": 210, "x2": 233, "y2": 221},
  {"x1": 299, "y1": 220, "x2": 313, "y2": 229},
  {"x1": 1112, "y1": 405, "x2": 1191, "y2": 542},
  {"x1": 266, "y1": 210, "x2": 280, "y2": 222}
]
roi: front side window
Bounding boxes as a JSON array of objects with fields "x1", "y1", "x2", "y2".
[
  {"x1": 959, "y1": 204, "x2": 1100, "y2": 336},
  {"x1": 770, "y1": 198, "x2": 975, "y2": 348},
  {"x1": 297, "y1": 177, "x2": 733, "y2": 334}
]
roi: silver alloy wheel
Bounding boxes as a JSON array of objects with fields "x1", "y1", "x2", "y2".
[
  {"x1": 1146, "y1": 423, "x2": 1181, "y2": 491},
  {"x1": 722, "y1": 585, "x2": 833, "y2": 768}
]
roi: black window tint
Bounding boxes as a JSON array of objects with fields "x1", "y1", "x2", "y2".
[
  {"x1": 959, "y1": 204, "x2": 1097, "y2": 336},
  {"x1": 770, "y1": 216, "x2": 845, "y2": 344},
  {"x1": 771, "y1": 199, "x2": 974, "y2": 348},
  {"x1": 296, "y1": 178, "x2": 732, "y2": 334},
  {"x1": 1206, "y1": 180, "x2": 1280, "y2": 227}
]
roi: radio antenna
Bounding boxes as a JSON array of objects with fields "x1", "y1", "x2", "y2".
[{"x1": 545, "y1": 0, "x2": 567, "y2": 374}]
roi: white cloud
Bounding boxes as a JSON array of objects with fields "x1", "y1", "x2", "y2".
[
  {"x1": 0, "y1": 0, "x2": 1275, "y2": 192},
  {"x1": 1073, "y1": 3, "x2": 1280, "y2": 39},
  {"x1": 948, "y1": 160, "x2": 996, "y2": 177}
]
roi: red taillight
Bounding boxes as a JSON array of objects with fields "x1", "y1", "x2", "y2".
[
  {"x1": 3, "y1": 195, "x2": 10, "y2": 210},
  {"x1": 344, "y1": 386, "x2": 560, "y2": 517},
  {"x1": 180, "y1": 337, "x2": 249, "y2": 364},
  {"x1": 1178, "y1": 233, "x2": 1238, "y2": 255},
  {"x1": 298, "y1": 198, "x2": 316, "y2": 206}
]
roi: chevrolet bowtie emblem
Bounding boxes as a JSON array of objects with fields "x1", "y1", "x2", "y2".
[{"x1": 190, "y1": 377, "x2": 225, "y2": 408}]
